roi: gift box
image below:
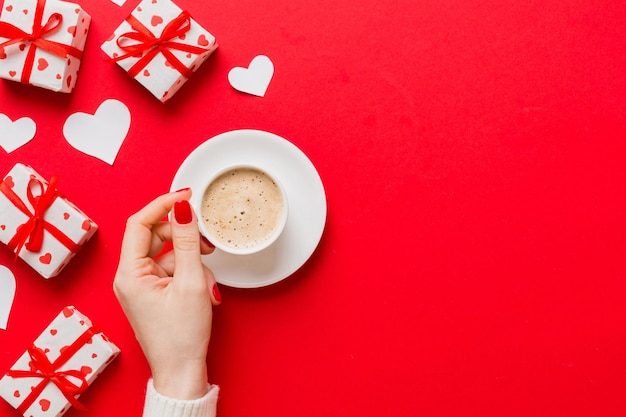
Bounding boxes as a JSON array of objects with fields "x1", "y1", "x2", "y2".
[
  {"x1": 0, "y1": 0, "x2": 91, "y2": 93},
  {"x1": 0, "y1": 163, "x2": 98, "y2": 278},
  {"x1": 0, "y1": 306, "x2": 120, "y2": 417},
  {"x1": 101, "y1": 0, "x2": 217, "y2": 102}
]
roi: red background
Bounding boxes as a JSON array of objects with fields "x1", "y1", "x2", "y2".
[{"x1": 1, "y1": 0, "x2": 626, "y2": 416}]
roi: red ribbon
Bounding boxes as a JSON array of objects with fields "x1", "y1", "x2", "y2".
[
  {"x1": 0, "y1": 0, "x2": 83, "y2": 84},
  {"x1": 6, "y1": 326, "x2": 95, "y2": 413},
  {"x1": 109, "y1": 11, "x2": 211, "y2": 78},
  {"x1": 0, "y1": 175, "x2": 80, "y2": 257}
]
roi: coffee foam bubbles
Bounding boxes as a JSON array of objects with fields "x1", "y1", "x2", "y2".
[{"x1": 200, "y1": 167, "x2": 284, "y2": 250}]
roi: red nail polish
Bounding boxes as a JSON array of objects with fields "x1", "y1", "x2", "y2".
[
  {"x1": 175, "y1": 187, "x2": 190, "y2": 193},
  {"x1": 212, "y1": 283, "x2": 222, "y2": 303},
  {"x1": 174, "y1": 200, "x2": 193, "y2": 224},
  {"x1": 201, "y1": 235, "x2": 215, "y2": 249}
]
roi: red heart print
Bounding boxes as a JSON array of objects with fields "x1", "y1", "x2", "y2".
[
  {"x1": 8, "y1": 70, "x2": 16, "y2": 77},
  {"x1": 74, "y1": 8, "x2": 80, "y2": 13},
  {"x1": 137, "y1": 6, "x2": 143, "y2": 12},
  {"x1": 4, "y1": 176, "x2": 14, "y2": 187},
  {"x1": 39, "y1": 252, "x2": 52, "y2": 264},
  {"x1": 79, "y1": 319, "x2": 85, "y2": 325},
  {"x1": 37, "y1": 58, "x2": 48, "y2": 71},
  {"x1": 56, "y1": 73, "x2": 61, "y2": 79},
  {"x1": 81, "y1": 220, "x2": 91, "y2": 231},
  {"x1": 67, "y1": 25, "x2": 76, "y2": 36},
  {"x1": 63, "y1": 212, "x2": 70, "y2": 220},
  {"x1": 39, "y1": 399, "x2": 51, "y2": 412},
  {"x1": 0, "y1": 47, "x2": 6, "y2": 59},
  {"x1": 13, "y1": 390, "x2": 19, "y2": 398},
  {"x1": 50, "y1": 328, "x2": 58, "y2": 335},
  {"x1": 151, "y1": 15, "x2": 163, "y2": 26},
  {"x1": 5, "y1": 5, "x2": 13, "y2": 11},
  {"x1": 91, "y1": 353, "x2": 98, "y2": 358},
  {"x1": 18, "y1": 43, "x2": 25, "y2": 51},
  {"x1": 0, "y1": 225, "x2": 5, "y2": 230},
  {"x1": 197, "y1": 34, "x2": 209, "y2": 46},
  {"x1": 179, "y1": 34, "x2": 186, "y2": 40},
  {"x1": 62, "y1": 306, "x2": 74, "y2": 317},
  {"x1": 22, "y1": 9, "x2": 28, "y2": 14},
  {"x1": 143, "y1": 69, "x2": 150, "y2": 77},
  {"x1": 80, "y1": 366, "x2": 92, "y2": 375},
  {"x1": 151, "y1": 0, "x2": 157, "y2": 3}
]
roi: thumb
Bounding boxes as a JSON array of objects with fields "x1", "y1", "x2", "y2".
[{"x1": 171, "y1": 199, "x2": 205, "y2": 286}]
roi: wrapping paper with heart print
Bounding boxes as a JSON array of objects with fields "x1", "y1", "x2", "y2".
[
  {"x1": 0, "y1": 163, "x2": 98, "y2": 278},
  {"x1": 0, "y1": 306, "x2": 120, "y2": 417},
  {"x1": 101, "y1": 0, "x2": 217, "y2": 102},
  {"x1": 0, "y1": 0, "x2": 91, "y2": 93}
]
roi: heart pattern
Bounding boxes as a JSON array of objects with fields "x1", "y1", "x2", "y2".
[
  {"x1": 39, "y1": 253, "x2": 52, "y2": 265},
  {"x1": 63, "y1": 99, "x2": 131, "y2": 165},
  {"x1": 39, "y1": 399, "x2": 51, "y2": 412},
  {"x1": 150, "y1": 15, "x2": 163, "y2": 26},
  {"x1": 228, "y1": 55, "x2": 274, "y2": 97},
  {"x1": 37, "y1": 58, "x2": 48, "y2": 71},
  {"x1": 0, "y1": 113, "x2": 37, "y2": 153}
]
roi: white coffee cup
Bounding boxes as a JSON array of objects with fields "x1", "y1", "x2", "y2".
[{"x1": 192, "y1": 164, "x2": 288, "y2": 255}]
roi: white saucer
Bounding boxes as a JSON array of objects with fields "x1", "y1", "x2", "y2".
[{"x1": 170, "y1": 129, "x2": 327, "y2": 288}]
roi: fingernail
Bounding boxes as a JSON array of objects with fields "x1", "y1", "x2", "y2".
[
  {"x1": 174, "y1": 200, "x2": 193, "y2": 224},
  {"x1": 201, "y1": 235, "x2": 215, "y2": 249},
  {"x1": 175, "y1": 187, "x2": 190, "y2": 193},
  {"x1": 212, "y1": 283, "x2": 222, "y2": 303}
]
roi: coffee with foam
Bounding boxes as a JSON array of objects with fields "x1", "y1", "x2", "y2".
[{"x1": 200, "y1": 167, "x2": 286, "y2": 253}]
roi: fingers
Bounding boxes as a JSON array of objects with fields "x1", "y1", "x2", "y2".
[
  {"x1": 148, "y1": 223, "x2": 215, "y2": 258},
  {"x1": 170, "y1": 199, "x2": 207, "y2": 289},
  {"x1": 119, "y1": 189, "x2": 191, "y2": 266},
  {"x1": 156, "y1": 252, "x2": 221, "y2": 305}
]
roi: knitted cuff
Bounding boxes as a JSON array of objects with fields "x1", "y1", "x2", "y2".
[{"x1": 142, "y1": 379, "x2": 219, "y2": 417}]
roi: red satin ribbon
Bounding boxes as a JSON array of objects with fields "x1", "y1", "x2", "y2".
[
  {"x1": 0, "y1": 175, "x2": 80, "y2": 257},
  {"x1": 7, "y1": 327, "x2": 95, "y2": 413},
  {"x1": 109, "y1": 11, "x2": 211, "y2": 78},
  {"x1": 0, "y1": 0, "x2": 83, "y2": 84}
]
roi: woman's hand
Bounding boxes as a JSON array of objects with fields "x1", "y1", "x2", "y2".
[{"x1": 113, "y1": 189, "x2": 221, "y2": 400}]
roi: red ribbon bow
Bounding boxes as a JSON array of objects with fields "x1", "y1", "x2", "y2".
[
  {"x1": 109, "y1": 11, "x2": 211, "y2": 78},
  {"x1": 0, "y1": 175, "x2": 80, "y2": 257},
  {"x1": 0, "y1": 0, "x2": 83, "y2": 84},
  {"x1": 7, "y1": 327, "x2": 95, "y2": 414}
]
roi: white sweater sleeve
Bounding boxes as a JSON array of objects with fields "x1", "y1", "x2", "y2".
[{"x1": 142, "y1": 379, "x2": 219, "y2": 417}]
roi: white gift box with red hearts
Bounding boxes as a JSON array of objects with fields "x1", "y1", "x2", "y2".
[
  {"x1": 101, "y1": 0, "x2": 217, "y2": 102},
  {"x1": 0, "y1": 0, "x2": 91, "y2": 93},
  {"x1": 0, "y1": 306, "x2": 120, "y2": 417},
  {"x1": 0, "y1": 163, "x2": 98, "y2": 278}
]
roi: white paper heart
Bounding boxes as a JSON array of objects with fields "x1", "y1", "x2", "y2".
[
  {"x1": 0, "y1": 265, "x2": 16, "y2": 330},
  {"x1": 0, "y1": 114, "x2": 36, "y2": 153},
  {"x1": 63, "y1": 99, "x2": 131, "y2": 165},
  {"x1": 228, "y1": 55, "x2": 274, "y2": 97}
]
